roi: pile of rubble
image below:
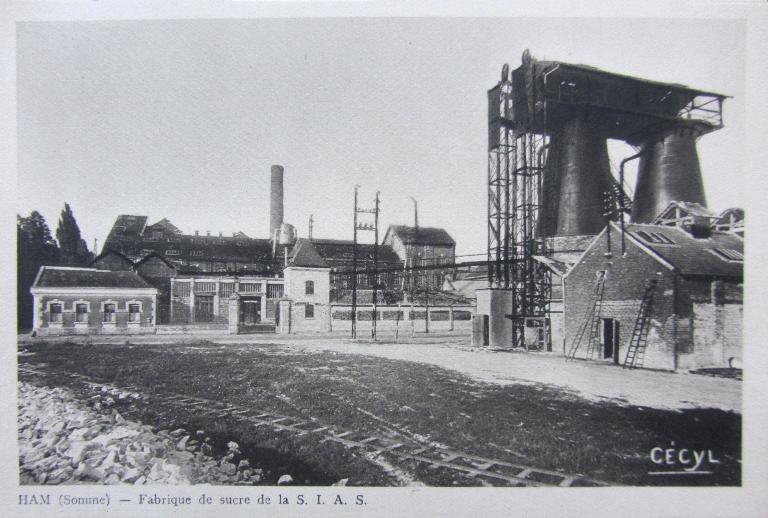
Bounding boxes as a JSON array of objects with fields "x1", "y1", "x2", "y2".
[{"x1": 18, "y1": 382, "x2": 273, "y2": 485}]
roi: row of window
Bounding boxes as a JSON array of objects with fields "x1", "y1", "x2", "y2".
[{"x1": 48, "y1": 302, "x2": 142, "y2": 324}]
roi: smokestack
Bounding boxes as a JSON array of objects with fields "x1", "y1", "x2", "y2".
[
  {"x1": 631, "y1": 123, "x2": 707, "y2": 223},
  {"x1": 270, "y1": 165, "x2": 284, "y2": 237}
]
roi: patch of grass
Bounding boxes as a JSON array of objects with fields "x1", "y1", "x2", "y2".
[{"x1": 19, "y1": 340, "x2": 740, "y2": 486}]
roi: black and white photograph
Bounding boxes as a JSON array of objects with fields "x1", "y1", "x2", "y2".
[{"x1": 3, "y1": 1, "x2": 767, "y2": 517}]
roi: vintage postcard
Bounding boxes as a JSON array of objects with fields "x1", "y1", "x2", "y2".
[{"x1": 3, "y1": 1, "x2": 767, "y2": 517}]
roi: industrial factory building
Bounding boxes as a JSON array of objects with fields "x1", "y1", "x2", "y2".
[
  {"x1": 88, "y1": 163, "x2": 462, "y2": 334},
  {"x1": 474, "y1": 50, "x2": 743, "y2": 371}
]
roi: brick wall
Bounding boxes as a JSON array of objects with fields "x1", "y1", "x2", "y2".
[
  {"x1": 679, "y1": 278, "x2": 743, "y2": 370},
  {"x1": 563, "y1": 230, "x2": 678, "y2": 370},
  {"x1": 34, "y1": 293, "x2": 156, "y2": 336}
]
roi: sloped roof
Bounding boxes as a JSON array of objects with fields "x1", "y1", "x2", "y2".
[
  {"x1": 288, "y1": 239, "x2": 329, "y2": 268},
  {"x1": 652, "y1": 201, "x2": 717, "y2": 224},
  {"x1": 89, "y1": 249, "x2": 134, "y2": 269},
  {"x1": 32, "y1": 267, "x2": 154, "y2": 290},
  {"x1": 146, "y1": 218, "x2": 182, "y2": 235},
  {"x1": 134, "y1": 252, "x2": 177, "y2": 270},
  {"x1": 625, "y1": 223, "x2": 743, "y2": 280},
  {"x1": 310, "y1": 239, "x2": 402, "y2": 265},
  {"x1": 105, "y1": 215, "x2": 148, "y2": 241},
  {"x1": 385, "y1": 225, "x2": 456, "y2": 246}
]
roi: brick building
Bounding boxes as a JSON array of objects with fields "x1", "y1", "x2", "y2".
[
  {"x1": 563, "y1": 222, "x2": 743, "y2": 370},
  {"x1": 104, "y1": 215, "x2": 276, "y2": 274},
  {"x1": 30, "y1": 266, "x2": 158, "y2": 336},
  {"x1": 382, "y1": 225, "x2": 456, "y2": 292}
]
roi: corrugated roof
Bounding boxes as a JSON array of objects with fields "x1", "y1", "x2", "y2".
[
  {"x1": 32, "y1": 267, "x2": 154, "y2": 289},
  {"x1": 625, "y1": 223, "x2": 743, "y2": 280},
  {"x1": 385, "y1": 225, "x2": 456, "y2": 246}
]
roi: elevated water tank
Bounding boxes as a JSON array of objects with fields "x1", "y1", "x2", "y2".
[{"x1": 278, "y1": 223, "x2": 297, "y2": 246}]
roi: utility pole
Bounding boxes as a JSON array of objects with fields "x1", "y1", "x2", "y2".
[
  {"x1": 372, "y1": 191, "x2": 380, "y2": 340},
  {"x1": 424, "y1": 249, "x2": 430, "y2": 334},
  {"x1": 352, "y1": 187, "x2": 380, "y2": 340},
  {"x1": 352, "y1": 188, "x2": 358, "y2": 339}
]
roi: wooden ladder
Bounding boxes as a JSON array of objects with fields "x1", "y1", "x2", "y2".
[
  {"x1": 566, "y1": 273, "x2": 606, "y2": 361},
  {"x1": 623, "y1": 279, "x2": 658, "y2": 369}
]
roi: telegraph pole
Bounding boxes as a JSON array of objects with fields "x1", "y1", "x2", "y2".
[
  {"x1": 352, "y1": 187, "x2": 380, "y2": 340},
  {"x1": 371, "y1": 191, "x2": 380, "y2": 340},
  {"x1": 352, "y1": 188, "x2": 358, "y2": 339}
]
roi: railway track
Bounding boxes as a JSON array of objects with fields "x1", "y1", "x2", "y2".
[{"x1": 18, "y1": 363, "x2": 608, "y2": 487}]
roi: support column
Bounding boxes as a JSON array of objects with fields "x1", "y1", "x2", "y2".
[
  {"x1": 189, "y1": 279, "x2": 196, "y2": 323},
  {"x1": 261, "y1": 280, "x2": 268, "y2": 322},
  {"x1": 228, "y1": 294, "x2": 241, "y2": 334},
  {"x1": 213, "y1": 279, "x2": 221, "y2": 318}
]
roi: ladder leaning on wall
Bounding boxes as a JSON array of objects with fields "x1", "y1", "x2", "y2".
[
  {"x1": 622, "y1": 278, "x2": 659, "y2": 369},
  {"x1": 566, "y1": 272, "x2": 606, "y2": 361}
]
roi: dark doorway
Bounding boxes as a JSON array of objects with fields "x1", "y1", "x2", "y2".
[
  {"x1": 601, "y1": 318, "x2": 620, "y2": 364},
  {"x1": 482, "y1": 315, "x2": 490, "y2": 346},
  {"x1": 194, "y1": 295, "x2": 214, "y2": 323},
  {"x1": 240, "y1": 297, "x2": 262, "y2": 326}
]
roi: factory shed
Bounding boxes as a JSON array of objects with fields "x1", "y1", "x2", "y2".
[
  {"x1": 30, "y1": 266, "x2": 158, "y2": 336},
  {"x1": 563, "y1": 222, "x2": 742, "y2": 371}
]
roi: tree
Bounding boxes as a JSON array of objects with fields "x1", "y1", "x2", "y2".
[
  {"x1": 56, "y1": 202, "x2": 92, "y2": 266},
  {"x1": 17, "y1": 211, "x2": 59, "y2": 330}
]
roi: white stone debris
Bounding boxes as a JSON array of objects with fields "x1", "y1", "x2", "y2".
[
  {"x1": 18, "y1": 382, "x2": 263, "y2": 485},
  {"x1": 277, "y1": 474, "x2": 294, "y2": 485}
]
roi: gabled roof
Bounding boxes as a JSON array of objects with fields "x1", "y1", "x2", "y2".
[
  {"x1": 31, "y1": 266, "x2": 154, "y2": 290},
  {"x1": 384, "y1": 225, "x2": 456, "y2": 247},
  {"x1": 288, "y1": 239, "x2": 329, "y2": 268},
  {"x1": 134, "y1": 251, "x2": 177, "y2": 270},
  {"x1": 146, "y1": 218, "x2": 182, "y2": 235},
  {"x1": 652, "y1": 201, "x2": 717, "y2": 225},
  {"x1": 624, "y1": 223, "x2": 743, "y2": 280},
  {"x1": 89, "y1": 249, "x2": 134, "y2": 269}
]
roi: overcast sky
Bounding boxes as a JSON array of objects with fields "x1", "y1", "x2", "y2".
[{"x1": 16, "y1": 17, "x2": 745, "y2": 256}]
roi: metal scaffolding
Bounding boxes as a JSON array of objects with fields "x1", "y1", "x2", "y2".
[{"x1": 487, "y1": 57, "x2": 552, "y2": 349}]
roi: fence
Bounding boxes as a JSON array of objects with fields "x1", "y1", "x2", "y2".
[{"x1": 328, "y1": 304, "x2": 474, "y2": 332}]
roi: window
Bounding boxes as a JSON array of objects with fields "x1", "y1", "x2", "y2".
[
  {"x1": 305, "y1": 304, "x2": 315, "y2": 319},
  {"x1": 635, "y1": 231, "x2": 675, "y2": 245},
  {"x1": 711, "y1": 248, "x2": 743, "y2": 262},
  {"x1": 103, "y1": 303, "x2": 116, "y2": 323},
  {"x1": 190, "y1": 250, "x2": 204, "y2": 257},
  {"x1": 75, "y1": 303, "x2": 88, "y2": 323},
  {"x1": 305, "y1": 280, "x2": 315, "y2": 295},
  {"x1": 128, "y1": 304, "x2": 141, "y2": 323},
  {"x1": 49, "y1": 303, "x2": 63, "y2": 323},
  {"x1": 165, "y1": 249, "x2": 180, "y2": 256}
]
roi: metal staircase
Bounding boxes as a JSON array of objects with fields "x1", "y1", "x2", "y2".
[
  {"x1": 622, "y1": 279, "x2": 658, "y2": 369},
  {"x1": 566, "y1": 272, "x2": 606, "y2": 361}
]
